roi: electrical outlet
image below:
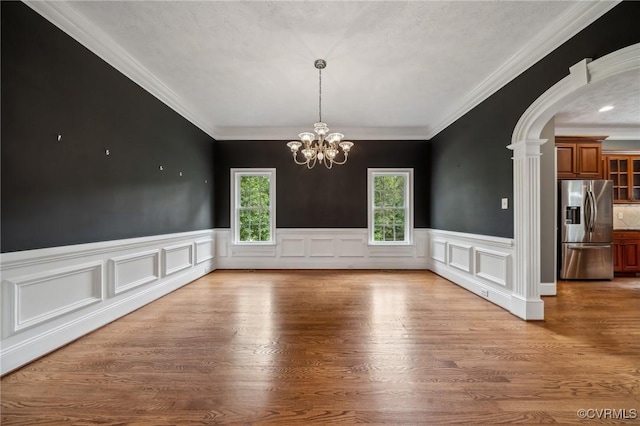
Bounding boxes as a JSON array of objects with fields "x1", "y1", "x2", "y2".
[
  {"x1": 618, "y1": 212, "x2": 624, "y2": 219},
  {"x1": 501, "y1": 198, "x2": 508, "y2": 209},
  {"x1": 480, "y1": 289, "x2": 489, "y2": 297}
]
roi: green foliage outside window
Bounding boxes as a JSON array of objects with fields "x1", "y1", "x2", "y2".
[
  {"x1": 373, "y1": 175, "x2": 406, "y2": 242},
  {"x1": 238, "y1": 175, "x2": 271, "y2": 242}
]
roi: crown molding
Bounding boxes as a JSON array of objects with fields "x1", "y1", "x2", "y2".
[
  {"x1": 23, "y1": 1, "x2": 218, "y2": 140},
  {"x1": 556, "y1": 125, "x2": 640, "y2": 140},
  {"x1": 24, "y1": 1, "x2": 619, "y2": 143},
  {"x1": 214, "y1": 126, "x2": 430, "y2": 141},
  {"x1": 426, "y1": 0, "x2": 620, "y2": 139}
]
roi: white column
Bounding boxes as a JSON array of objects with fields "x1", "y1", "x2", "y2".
[{"x1": 507, "y1": 138, "x2": 546, "y2": 320}]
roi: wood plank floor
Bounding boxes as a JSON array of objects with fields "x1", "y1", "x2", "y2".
[{"x1": 2, "y1": 270, "x2": 639, "y2": 424}]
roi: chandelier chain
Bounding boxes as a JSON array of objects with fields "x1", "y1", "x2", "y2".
[{"x1": 318, "y1": 67, "x2": 322, "y2": 123}]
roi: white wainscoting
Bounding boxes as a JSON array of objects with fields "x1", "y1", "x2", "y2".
[
  {"x1": 0, "y1": 227, "x2": 534, "y2": 375},
  {"x1": 0, "y1": 229, "x2": 215, "y2": 375},
  {"x1": 426, "y1": 229, "x2": 515, "y2": 313},
  {"x1": 214, "y1": 229, "x2": 429, "y2": 270}
]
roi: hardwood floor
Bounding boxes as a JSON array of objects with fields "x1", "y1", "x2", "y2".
[{"x1": 2, "y1": 270, "x2": 639, "y2": 424}]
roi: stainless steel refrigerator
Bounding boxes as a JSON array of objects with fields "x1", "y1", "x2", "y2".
[{"x1": 559, "y1": 180, "x2": 613, "y2": 280}]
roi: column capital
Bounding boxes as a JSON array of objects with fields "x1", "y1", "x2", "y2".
[{"x1": 507, "y1": 138, "x2": 548, "y2": 159}]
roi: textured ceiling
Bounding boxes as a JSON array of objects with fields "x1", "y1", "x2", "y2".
[
  {"x1": 31, "y1": 1, "x2": 634, "y2": 141},
  {"x1": 555, "y1": 69, "x2": 640, "y2": 140}
]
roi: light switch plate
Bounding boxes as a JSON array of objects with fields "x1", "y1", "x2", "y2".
[{"x1": 501, "y1": 198, "x2": 508, "y2": 209}]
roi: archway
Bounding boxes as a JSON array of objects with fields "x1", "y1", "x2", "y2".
[{"x1": 507, "y1": 43, "x2": 640, "y2": 320}]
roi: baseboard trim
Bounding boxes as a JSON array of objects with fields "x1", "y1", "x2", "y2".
[
  {"x1": 430, "y1": 261, "x2": 512, "y2": 312},
  {"x1": 540, "y1": 281, "x2": 557, "y2": 296}
]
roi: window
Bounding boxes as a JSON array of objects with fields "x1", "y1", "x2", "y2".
[
  {"x1": 231, "y1": 169, "x2": 276, "y2": 244},
  {"x1": 368, "y1": 168, "x2": 413, "y2": 245}
]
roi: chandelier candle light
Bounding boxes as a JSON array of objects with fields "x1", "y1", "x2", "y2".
[{"x1": 287, "y1": 59, "x2": 354, "y2": 169}]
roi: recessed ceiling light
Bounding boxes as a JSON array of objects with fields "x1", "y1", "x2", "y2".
[{"x1": 599, "y1": 105, "x2": 614, "y2": 112}]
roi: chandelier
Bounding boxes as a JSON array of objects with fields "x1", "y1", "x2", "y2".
[{"x1": 287, "y1": 59, "x2": 354, "y2": 169}]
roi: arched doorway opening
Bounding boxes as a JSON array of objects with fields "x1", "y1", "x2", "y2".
[{"x1": 507, "y1": 43, "x2": 640, "y2": 320}]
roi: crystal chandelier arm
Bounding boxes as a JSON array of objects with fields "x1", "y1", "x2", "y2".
[
  {"x1": 329, "y1": 152, "x2": 349, "y2": 165},
  {"x1": 325, "y1": 156, "x2": 334, "y2": 169},
  {"x1": 330, "y1": 141, "x2": 353, "y2": 165},
  {"x1": 292, "y1": 152, "x2": 310, "y2": 166},
  {"x1": 307, "y1": 155, "x2": 317, "y2": 169}
]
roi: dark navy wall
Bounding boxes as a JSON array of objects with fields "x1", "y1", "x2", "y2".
[
  {"x1": 214, "y1": 140, "x2": 430, "y2": 229},
  {"x1": 430, "y1": 1, "x2": 640, "y2": 238},
  {"x1": 1, "y1": 2, "x2": 215, "y2": 253}
]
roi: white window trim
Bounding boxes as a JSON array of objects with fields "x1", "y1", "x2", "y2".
[
  {"x1": 367, "y1": 168, "x2": 414, "y2": 246},
  {"x1": 230, "y1": 168, "x2": 276, "y2": 245}
]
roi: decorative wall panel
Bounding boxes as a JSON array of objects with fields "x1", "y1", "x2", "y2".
[
  {"x1": 431, "y1": 239, "x2": 447, "y2": 264},
  {"x1": 475, "y1": 248, "x2": 511, "y2": 288},
  {"x1": 279, "y1": 238, "x2": 306, "y2": 257},
  {"x1": 309, "y1": 238, "x2": 335, "y2": 257},
  {"x1": 338, "y1": 238, "x2": 366, "y2": 257},
  {"x1": 195, "y1": 239, "x2": 215, "y2": 264},
  {"x1": 448, "y1": 243, "x2": 472, "y2": 273},
  {"x1": 163, "y1": 243, "x2": 193, "y2": 276},
  {"x1": 5, "y1": 262, "x2": 103, "y2": 334},
  {"x1": 110, "y1": 250, "x2": 159, "y2": 296}
]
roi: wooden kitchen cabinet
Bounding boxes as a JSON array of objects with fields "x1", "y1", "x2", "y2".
[
  {"x1": 556, "y1": 137, "x2": 603, "y2": 179},
  {"x1": 556, "y1": 143, "x2": 577, "y2": 178},
  {"x1": 612, "y1": 231, "x2": 640, "y2": 273},
  {"x1": 604, "y1": 155, "x2": 640, "y2": 203},
  {"x1": 613, "y1": 241, "x2": 623, "y2": 271}
]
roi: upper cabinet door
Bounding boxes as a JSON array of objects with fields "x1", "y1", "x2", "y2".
[
  {"x1": 576, "y1": 143, "x2": 602, "y2": 178},
  {"x1": 605, "y1": 155, "x2": 640, "y2": 203},
  {"x1": 632, "y1": 158, "x2": 640, "y2": 201},
  {"x1": 608, "y1": 156, "x2": 629, "y2": 202},
  {"x1": 556, "y1": 143, "x2": 577, "y2": 179},
  {"x1": 555, "y1": 137, "x2": 604, "y2": 180}
]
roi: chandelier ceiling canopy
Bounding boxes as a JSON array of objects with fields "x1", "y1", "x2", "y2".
[{"x1": 286, "y1": 59, "x2": 353, "y2": 169}]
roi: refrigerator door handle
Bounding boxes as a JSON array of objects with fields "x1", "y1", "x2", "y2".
[
  {"x1": 583, "y1": 191, "x2": 592, "y2": 234},
  {"x1": 589, "y1": 191, "x2": 598, "y2": 232},
  {"x1": 590, "y1": 190, "x2": 597, "y2": 233},
  {"x1": 585, "y1": 190, "x2": 596, "y2": 233},
  {"x1": 567, "y1": 244, "x2": 611, "y2": 250}
]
